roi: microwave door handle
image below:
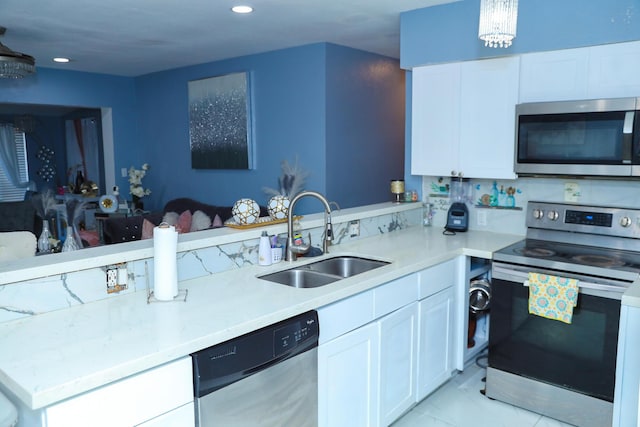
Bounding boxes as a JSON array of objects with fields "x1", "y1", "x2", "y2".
[{"x1": 623, "y1": 111, "x2": 634, "y2": 162}]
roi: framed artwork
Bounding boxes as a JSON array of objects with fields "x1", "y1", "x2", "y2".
[{"x1": 188, "y1": 72, "x2": 254, "y2": 169}]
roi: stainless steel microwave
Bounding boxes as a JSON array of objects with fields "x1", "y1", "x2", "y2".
[{"x1": 515, "y1": 97, "x2": 640, "y2": 177}]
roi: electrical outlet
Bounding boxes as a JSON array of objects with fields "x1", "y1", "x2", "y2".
[
  {"x1": 106, "y1": 267, "x2": 117, "y2": 288},
  {"x1": 106, "y1": 263, "x2": 128, "y2": 294},
  {"x1": 477, "y1": 210, "x2": 487, "y2": 226},
  {"x1": 348, "y1": 220, "x2": 360, "y2": 237}
]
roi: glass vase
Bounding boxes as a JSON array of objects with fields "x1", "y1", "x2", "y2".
[
  {"x1": 132, "y1": 195, "x2": 144, "y2": 211},
  {"x1": 62, "y1": 226, "x2": 80, "y2": 252},
  {"x1": 37, "y1": 220, "x2": 51, "y2": 253}
]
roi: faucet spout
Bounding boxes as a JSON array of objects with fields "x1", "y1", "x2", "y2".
[{"x1": 286, "y1": 191, "x2": 333, "y2": 261}]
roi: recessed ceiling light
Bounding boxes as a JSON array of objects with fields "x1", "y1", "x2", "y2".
[
  {"x1": 231, "y1": 5, "x2": 253, "y2": 14},
  {"x1": 53, "y1": 57, "x2": 70, "y2": 63}
]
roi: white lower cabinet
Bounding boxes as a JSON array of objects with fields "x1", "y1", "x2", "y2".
[
  {"x1": 415, "y1": 287, "x2": 455, "y2": 401},
  {"x1": 42, "y1": 357, "x2": 194, "y2": 427},
  {"x1": 379, "y1": 303, "x2": 418, "y2": 426},
  {"x1": 318, "y1": 321, "x2": 380, "y2": 427},
  {"x1": 318, "y1": 258, "x2": 464, "y2": 427}
]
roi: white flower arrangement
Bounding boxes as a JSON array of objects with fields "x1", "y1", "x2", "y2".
[{"x1": 128, "y1": 163, "x2": 151, "y2": 198}]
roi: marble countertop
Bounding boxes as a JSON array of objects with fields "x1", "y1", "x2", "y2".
[{"x1": 0, "y1": 227, "x2": 545, "y2": 410}]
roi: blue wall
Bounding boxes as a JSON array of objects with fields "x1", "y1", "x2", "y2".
[
  {"x1": 0, "y1": 69, "x2": 138, "y2": 196},
  {"x1": 135, "y1": 44, "x2": 328, "y2": 212},
  {"x1": 401, "y1": 0, "x2": 640, "y2": 69},
  {"x1": 325, "y1": 44, "x2": 405, "y2": 207},
  {"x1": 135, "y1": 43, "x2": 405, "y2": 212},
  {"x1": 0, "y1": 43, "x2": 405, "y2": 214}
]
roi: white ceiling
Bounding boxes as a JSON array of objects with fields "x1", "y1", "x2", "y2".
[{"x1": 1, "y1": 0, "x2": 457, "y2": 77}]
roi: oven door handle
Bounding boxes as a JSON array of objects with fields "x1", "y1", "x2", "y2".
[{"x1": 523, "y1": 279, "x2": 623, "y2": 294}]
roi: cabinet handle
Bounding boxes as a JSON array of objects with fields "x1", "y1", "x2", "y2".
[{"x1": 451, "y1": 170, "x2": 456, "y2": 176}]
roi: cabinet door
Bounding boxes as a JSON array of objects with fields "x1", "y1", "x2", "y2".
[
  {"x1": 379, "y1": 303, "x2": 418, "y2": 426},
  {"x1": 613, "y1": 305, "x2": 640, "y2": 427},
  {"x1": 459, "y1": 57, "x2": 519, "y2": 180},
  {"x1": 318, "y1": 322, "x2": 380, "y2": 427},
  {"x1": 44, "y1": 357, "x2": 193, "y2": 427},
  {"x1": 519, "y1": 47, "x2": 589, "y2": 102},
  {"x1": 588, "y1": 41, "x2": 640, "y2": 99},
  {"x1": 415, "y1": 287, "x2": 455, "y2": 401},
  {"x1": 411, "y1": 63, "x2": 461, "y2": 177}
]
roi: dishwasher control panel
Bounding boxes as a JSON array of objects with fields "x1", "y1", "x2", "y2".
[{"x1": 274, "y1": 314, "x2": 318, "y2": 357}]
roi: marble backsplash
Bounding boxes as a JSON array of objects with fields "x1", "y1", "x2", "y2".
[{"x1": 0, "y1": 206, "x2": 421, "y2": 324}]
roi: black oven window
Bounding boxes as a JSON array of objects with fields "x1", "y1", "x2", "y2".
[{"x1": 489, "y1": 278, "x2": 620, "y2": 402}]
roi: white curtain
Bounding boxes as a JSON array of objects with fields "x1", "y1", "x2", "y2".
[{"x1": 0, "y1": 123, "x2": 34, "y2": 191}]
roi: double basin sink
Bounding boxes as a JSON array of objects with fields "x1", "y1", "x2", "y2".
[{"x1": 259, "y1": 256, "x2": 390, "y2": 288}]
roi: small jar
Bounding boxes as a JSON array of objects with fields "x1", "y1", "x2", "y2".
[{"x1": 422, "y1": 202, "x2": 434, "y2": 226}]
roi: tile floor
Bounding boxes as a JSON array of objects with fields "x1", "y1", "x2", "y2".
[{"x1": 392, "y1": 359, "x2": 574, "y2": 427}]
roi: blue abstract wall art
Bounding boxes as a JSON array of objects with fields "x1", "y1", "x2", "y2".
[{"x1": 188, "y1": 72, "x2": 254, "y2": 169}]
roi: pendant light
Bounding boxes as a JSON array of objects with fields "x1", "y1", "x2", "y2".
[
  {"x1": 478, "y1": 0, "x2": 519, "y2": 49},
  {"x1": 0, "y1": 27, "x2": 36, "y2": 78}
]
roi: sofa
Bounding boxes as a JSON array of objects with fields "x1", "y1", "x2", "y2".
[
  {"x1": 102, "y1": 198, "x2": 268, "y2": 244},
  {"x1": 0, "y1": 200, "x2": 41, "y2": 236}
]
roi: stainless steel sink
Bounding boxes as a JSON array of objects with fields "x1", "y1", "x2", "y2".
[
  {"x1": 258, "y1": 256, "x2": 390, "y2": 288},
  {"x1": 259, "y1": 269, "x2": 341, "y2": 288},
  {"x1": 306, "y1": 256, "x2": 389, "y2": 278}
]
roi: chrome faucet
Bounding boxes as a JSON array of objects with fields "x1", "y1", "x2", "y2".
[{"x1": 286, "y1": 190, "x2": 333, "y2": 261}]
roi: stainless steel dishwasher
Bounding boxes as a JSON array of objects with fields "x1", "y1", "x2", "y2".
[{"x1": 192, "y1": 310, "x2": 319, "y2": 427}]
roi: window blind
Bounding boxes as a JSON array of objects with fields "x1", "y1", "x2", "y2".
[{"x1": 0, "y1": 129, "x2": 29, "y2": 202}]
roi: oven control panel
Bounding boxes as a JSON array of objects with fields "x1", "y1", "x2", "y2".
[{"x1": 527, "y1": 201, "x2": 640, "y2": 239}]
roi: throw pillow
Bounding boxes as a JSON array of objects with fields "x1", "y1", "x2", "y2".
[
  {"x1": 212, "y1": 214, "x2": 223, "y2": 228},
  {"x1": 191, "y1": 210, "x2": 212, "y2": 232},
  {"x1": 162, "y1": 211, "x2": 179, "y2": 226},
  {"x1": 176, "y1": 210, "x2": 192, "y2": 234},
  {"x1": 141, "y1": 218, "x2": 155, "y2": 240}
]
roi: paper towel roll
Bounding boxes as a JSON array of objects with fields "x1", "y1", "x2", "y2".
[{"x1": 153, "y1": 224, "x2": 178, "y2": 301}]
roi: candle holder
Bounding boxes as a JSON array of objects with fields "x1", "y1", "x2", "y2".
[{"x1": 390, "y1": 179, "x2": 405, "y2": 203}]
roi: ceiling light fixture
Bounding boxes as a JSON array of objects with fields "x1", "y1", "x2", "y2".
[
  {"x1": 0, "y1": 26, "x2": 35, "y2": 78},
  {"x1": 478, "y1": 0, "x2": 519, "y2": 49},
  {"x1": 231, "y1": 5, "x2": 253, "y2": 14},
  {"x1": 53, "y1": 57, "x2": 70, "y2": 63}
]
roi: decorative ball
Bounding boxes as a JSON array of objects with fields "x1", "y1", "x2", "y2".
[
  {"x1": 232, "y1": 198, "x2": 260, "y2": 224},
  {"x1": 268, "y1": 195, "x2": 290, "y2": 220}
]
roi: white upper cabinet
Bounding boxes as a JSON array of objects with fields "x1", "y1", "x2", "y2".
[
  {"x1": 587, "y1": 41, "x2": 640, "y2": 99},
  {"x1": 411, "y1": 63, "x2": 461, "y2": 178},
  {"x1": 519, "y1": 40, "x2": 640, "y2": 102},
  {"x1": 519, "y1": 47, "x2": 589, "y2": 102},
  {"x1": 458, "y1": 57, "x2": 519, "y2": 180},
  {"x1": 411, "y1": 57, "x2": 518, "y2": 180}
]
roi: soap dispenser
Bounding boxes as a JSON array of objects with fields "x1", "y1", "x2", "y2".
[{"x1": 258, "y1": 231, "x2": 272, "y2": 266}]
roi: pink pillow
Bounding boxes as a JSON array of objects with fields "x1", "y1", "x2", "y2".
[
  {"x1": 176, "y1": 210, "x2": 192, "y2": 234},
  {"x1": 212, "y1": 214, "x2": 223, "y2": 228},
  {"x1": 142, "y1": 218, "x2": 155, "y2": 240}
]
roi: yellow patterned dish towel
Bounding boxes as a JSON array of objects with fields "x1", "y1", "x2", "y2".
[{"x1": 527, "y1": 273, "x2": 579, "y2": 324}]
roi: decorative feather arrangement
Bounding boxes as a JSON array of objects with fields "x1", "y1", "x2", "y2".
[
  {"x1": 61, "y1": 198, "x2": 86, "y2": 227},
  {"x1": 263, "y1": 158, "x2": 309, "y2": 198},
  {"x1": 31, "y1": 189, "x2": 56, "y2": 219},
  {"x1": 60, "y1": 198, "x2": 86, "y2": 251}
]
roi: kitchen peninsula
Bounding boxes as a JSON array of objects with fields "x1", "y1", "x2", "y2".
[{"x1": 0, "y1": 201, "x2": 522, "y2": 425}]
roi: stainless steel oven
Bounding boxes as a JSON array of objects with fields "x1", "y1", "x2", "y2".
[{"x1": 486, "y1": 202, "x2": 640, "y2": 427}]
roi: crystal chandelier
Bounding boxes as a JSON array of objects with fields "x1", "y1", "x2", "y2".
[
  {"x1": 0, "y1": 27, "x2": 36, "y2": 78},
  {"x1": 478, "y1": 0, "x2": 519, "y2": 49}
]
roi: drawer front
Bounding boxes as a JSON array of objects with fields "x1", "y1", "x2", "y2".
[
  {"x1": 374, "y1": 273, "x2": 418, "y2": 318},
  {"x1": 418, "y1": 259, "x2": 456, "y2": 300},
  {"x1": 317, "y1": 289, "x2": 375, "y2": 344}
]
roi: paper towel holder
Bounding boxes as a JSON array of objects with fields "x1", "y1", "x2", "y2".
[{"x1": 145, "y1": 260, "x2": 188, "y2": 304}]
